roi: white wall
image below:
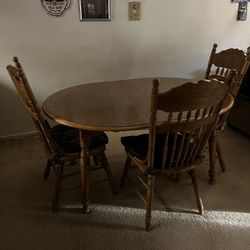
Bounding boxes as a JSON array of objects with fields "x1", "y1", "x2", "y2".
[{"x1": 0, "y1": 0, "x2": 250, "y2": 136}]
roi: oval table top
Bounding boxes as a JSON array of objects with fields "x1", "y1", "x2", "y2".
[{"x1": 42, "y1": 77, "x2": 233, "y2": 132}]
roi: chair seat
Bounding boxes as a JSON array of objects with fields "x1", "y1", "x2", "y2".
[
  {"x1": 50, "y1": 125, "x2": 108, "y2": 153},
  {"x1": 208, "y1": 75, "x2": 227, "y2": 82},
  {"x1": 121, "y1": 133, "x2": 185, "y2": 169}
]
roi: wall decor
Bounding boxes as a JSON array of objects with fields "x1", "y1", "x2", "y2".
[
  {"x1": 237, "y1": 1, "x2": 248, "y2": 20},
  {"x1": 40, "y1": 0, "x2": 71, "y2": 17},
  {"x1": 231, "y1": 0, "x2": 248, "y2": 20},
  {"x1": 79, "y1": 0, "x2": 111, "y2": 21}
]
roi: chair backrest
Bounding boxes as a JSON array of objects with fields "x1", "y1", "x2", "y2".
[
  {"x1": 6, "y1": 57, "x2": 59, "y2": 157},
  {"x1": 147, "y1": 76, "x2": 234, "y2": 173},
  {"x1": 205, "y1": 43, "x2": 250, "y2": 97}
]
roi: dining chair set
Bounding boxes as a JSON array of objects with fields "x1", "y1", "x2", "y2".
[{"x1": 6, "y1": 43, "x2": 250, "y2": 231}]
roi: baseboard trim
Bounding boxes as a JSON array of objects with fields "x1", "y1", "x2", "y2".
[{"x1": 0, "y1": 130, "x2": 38, "y2": 141}]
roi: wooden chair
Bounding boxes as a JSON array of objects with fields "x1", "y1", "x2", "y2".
[
  {"x1": 6, "y1": 57, "x2": 116, "y2": 211},
  {"x1": 205, "y1": 44, "x2": 250, "y2": 183},
  {"x1": 120, "y1": 78, "x2": 230, "y2": 231}
]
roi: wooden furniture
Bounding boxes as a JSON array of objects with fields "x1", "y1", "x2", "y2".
[
  {"x1": 42, "y1": 77, "x2": 233, "y2": 214},
  {"x1": 6, "y1": 57, "x2": 116, "y2": 212},
  {"x1": 120, "y1": 79, "x2": 230, "y2": 231},
  {"x1": 42, "y1": 77, "x2": 187, "y2": 213},
  {"x1": 205, "y1": 44, "x2": 250, "y2": 184}
]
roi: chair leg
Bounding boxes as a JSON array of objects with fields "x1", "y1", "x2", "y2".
[
  {"x1": 216, "y1": 138, "x2": 226, "y2": 172},
  {"x1": 43, "y1": 159, "x2": 52, "y2": 180},
  {"x1": 208, "y1": 131, "x2": 217, "y2": 184},
  {"x1": 99, "y1": 153, "x2": 117, "y2": 194},
  {"x1": 52, "y1": 162, "x2": 64, "y2": 212},
  {"x1": 188, "y1": 169, "x2": 204, "y2": 215},
  {"x1": 145, "y1": 175, "x2": 155, "y2": 232},
  {"x1": 120, "y1": 155, "x2": 131, "y2": 188}
]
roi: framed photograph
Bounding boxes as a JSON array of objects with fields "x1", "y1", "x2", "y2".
[{"x1": 79, "y1": 0, "x2": 111, "y2": 21}]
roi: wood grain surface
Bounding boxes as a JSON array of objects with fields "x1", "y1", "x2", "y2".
[{"x1": 42, "y1": 77, "x2": 233, "y2": 132}]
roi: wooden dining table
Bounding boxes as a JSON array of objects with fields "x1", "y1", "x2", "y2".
[{"x1": 42, "y1": 77, "x2": 234, "y2": 213}]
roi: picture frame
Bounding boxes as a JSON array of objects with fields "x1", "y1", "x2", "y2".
[{"x1": 79, "y1": 0, "x2": 111, "y2": 21}]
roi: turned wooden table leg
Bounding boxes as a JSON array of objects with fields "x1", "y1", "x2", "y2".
[
  {"x1": 209, "y1": 130, "x2": 217, "y2": 185},
  {"x1": 79, "y1": 129, "x2": 91, "y2": 214}
]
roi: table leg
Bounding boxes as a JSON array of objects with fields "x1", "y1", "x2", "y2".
[
  {"x1": 79, "y1": 129, "x2": 91, "y2": 213},
  {"x1": 209, "y1": 130, "x2": 216, "y2": 185}
]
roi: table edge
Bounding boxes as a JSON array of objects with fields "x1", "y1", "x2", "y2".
[{"x1": 42, "y1": 105, "x2": 149, "y2": 132}]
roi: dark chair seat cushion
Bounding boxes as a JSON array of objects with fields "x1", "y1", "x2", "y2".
[
  {"x1": 121, "y1": 133, "x2": 184, "y2": 169},
  {"x1": 50, "y1": 125, "x2": 108, "y2": 153}
]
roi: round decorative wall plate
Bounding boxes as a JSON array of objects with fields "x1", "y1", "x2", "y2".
[{"x1": 40, "y1": 0, "x2": 71, "y2": 17}]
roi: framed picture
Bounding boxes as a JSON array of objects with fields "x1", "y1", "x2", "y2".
[{"x1": 79, "y1": 0, "x2": 111, "y2": 21}]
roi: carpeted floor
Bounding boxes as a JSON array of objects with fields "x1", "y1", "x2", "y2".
[{"x1": 0, "y1": 128, "x2": 250, "y2": 250}]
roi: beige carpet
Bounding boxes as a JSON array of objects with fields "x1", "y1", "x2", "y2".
[{"x1": 0, "y1": 128, "x2": 250, "y2": 250}]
